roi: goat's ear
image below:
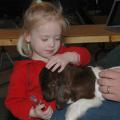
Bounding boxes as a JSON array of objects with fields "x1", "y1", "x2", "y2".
[
  {"x1": 40, "y1": 67, "x2": 51, "y2": 90},
  {"x1": 40, "y1": 67, "x2": 49, "y2": 80},
  {"x1": 40, "y1": 67, "x2": 53, "y2": 100},
  {"x1": 40, "y1": 67, "x2": 49, "y2": 92},
  {"x1": 56, "y1": 85, "x2": 71, "y2": 109},
  {"x1": 40, "y1": 67, "x2": 58, "y2": 101}
]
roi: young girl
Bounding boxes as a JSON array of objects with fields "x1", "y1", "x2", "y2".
[{"x1": 5, "y1": 1, "x2": 91, "y2": 120}]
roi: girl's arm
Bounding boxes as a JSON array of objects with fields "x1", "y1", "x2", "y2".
[
  {"x1": 46, "y1": 46, "x2": 91, "y2": 72},
  {"x1": 59, "y1": 46, "x2": 91, "y2": 65},
  {"x1": 5, "y1": 62, "x2": 35, "y2": 120},
  {"x1": 5, "y1": 61, "x2": 56, "y2": 120}
]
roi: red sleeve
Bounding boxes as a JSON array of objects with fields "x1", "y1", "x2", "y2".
[
  {"x1": 58, "y1": 46, "x2": 91, "y2": 65},
  {"x1": 5, "y1": 61, "x2": 56, "y2": 120},
  {"x1": 5, "y1": 62, "x2": 37, "y2": 120}
]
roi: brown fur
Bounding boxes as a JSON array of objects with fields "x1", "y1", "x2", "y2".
[{"x1": 40, "y1": 64, "x2": 96, "y2": 108}]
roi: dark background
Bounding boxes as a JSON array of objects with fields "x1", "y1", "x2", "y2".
[{"x1": 0, "y1": 0, "x2": 114, "y2": 27}]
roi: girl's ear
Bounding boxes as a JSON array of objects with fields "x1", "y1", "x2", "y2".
[{"x1": 24, "y1": 32, "x2": 30, "y2": 42}]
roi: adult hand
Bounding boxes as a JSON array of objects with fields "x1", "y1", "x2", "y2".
[
  {"x1": 46, "y1": 52, "x2": 80, "y2": 72},
  {"x1": 98, "y1": 67, "x2": 120, "y2": 102}
]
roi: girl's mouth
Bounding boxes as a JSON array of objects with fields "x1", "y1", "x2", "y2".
[{"x1": 45, "y1": 50, "x2": 54, "y2": 54}]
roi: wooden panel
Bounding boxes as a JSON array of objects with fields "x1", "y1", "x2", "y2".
[
  {"x1": 64, "y1": 36, "x2": 109, "y2": 43},
  {"x1": 64, "y1": 24, "x2": 119, "y2": 36},
  {"x1": 0, "y1": 29, "x2": 20, "y2": 39},
  {"x1": 110, "y1": 35, "x2": 120, "y2": 42},
  {"x1": 0, "y1": 39, "x2": 17, "y2": 46},
  {"x1": 0, "y1": 25, "x2": 120, "y2": 46}
]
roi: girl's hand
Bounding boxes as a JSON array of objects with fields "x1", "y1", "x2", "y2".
[
  {"x1": 29, "y1": 104, "x2": 53, "y2": 120},
  {"x1": 98, "y1": 67, "x2": 120, "y2": 102},
  {"x1": 46, "y1": 52, "x2": 80, "y2": 72}
]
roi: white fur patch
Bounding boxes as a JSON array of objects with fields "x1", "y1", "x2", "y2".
[
  {"x1": 65, "y1": 97, "x2": 102, "y2": 120},
  {"x1": 65, "y1": 66, "x2": 104, "y2": 120},
  {"x1": 91, "y1": 67, "x2": 104, "y2": 101}
]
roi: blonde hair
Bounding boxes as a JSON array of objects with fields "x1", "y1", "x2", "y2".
[{"x1": 17, "y1": 1, "x2": 68, "y2": 57}]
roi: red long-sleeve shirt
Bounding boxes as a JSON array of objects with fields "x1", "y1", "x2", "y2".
[{"x1": 5, "y1": 46, "x2": 91, "y2": 120}]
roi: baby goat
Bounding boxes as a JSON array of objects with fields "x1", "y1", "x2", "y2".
[{"x1": 40, "y1": 64, "x2": 104, "y2": 120}]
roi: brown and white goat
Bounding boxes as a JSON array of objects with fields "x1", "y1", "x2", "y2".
[{"x1": 40, "y1": 64, "x2": 104, "y2": 120}]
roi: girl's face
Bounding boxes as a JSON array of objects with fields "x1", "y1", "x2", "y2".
[{"x1": 26, "y1": 21, "x2": 62, "y2": 60}]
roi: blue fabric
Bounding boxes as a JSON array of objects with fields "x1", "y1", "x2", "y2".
[{"x1": 51, "y1": 100, "x2": 120, "y2": 120}]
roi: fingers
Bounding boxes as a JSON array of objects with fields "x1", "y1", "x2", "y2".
[
  {"x1": 110, "y1": 67, "x2": 120, "y2": 72},
  {"x1": 102, "y1": 93, "x2": 120, "y2": 102},
  {"x1": 46, "y1": 54, "x2": 67, "y2": 72},
  {"x1": 42, "y1": 106, "x2": 53, "y2": 120},
  {"x1": 98, "y1": 78, "x2": 116, "y2": 86},
  {"x1": 35, "y1": 104, "x2": 53, "y2": 119},
  {"x1": 99, "y1": 68, "x2": 120, "y2": 79},
  {"x1": 45, "y1": 52, "x2": 78, "y2": 72},
  {"x1": 98, "y1": 68, "x2": 120, "y2": 101},
  {"x1": 39, "y1": 106, "x2": 53, "y2": 120},
  {"x1": 35, "y1": 104, "x2": 46, "y2": 111},
  {"x1": 46, "y1": 61, "x2": 65, "y2": 72},
  {"x1": 46, "y1": 56, "x2": 59, "y2": 70},
  {"x1": 50, "y1": 63, "x2": 61, "y2": 72},
  {"x1": 57, "y1": 65, "x2": 64, "y2": 73},
  {"x1": 99, "y1": 85, "x2": 113, "y2": 94},
  {"x1": 99, "y1": 82, "x2": 120, "y2": 102}
]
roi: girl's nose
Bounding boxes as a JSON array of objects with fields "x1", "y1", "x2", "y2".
[{"x1": 49, "y1": 39, "x2": 55, "y2": 47}]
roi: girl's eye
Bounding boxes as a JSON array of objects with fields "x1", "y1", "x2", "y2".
[
  {"x1": 55, "y1": 37, "x2": 61, "y2": 41},
  {"x1": 42, "y1": 38, "x2": 48, "y2": 41}
]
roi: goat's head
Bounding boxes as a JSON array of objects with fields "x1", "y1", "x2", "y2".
[{"x1": 40, "y1": 64, "x2": 97, "y2": 108}]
